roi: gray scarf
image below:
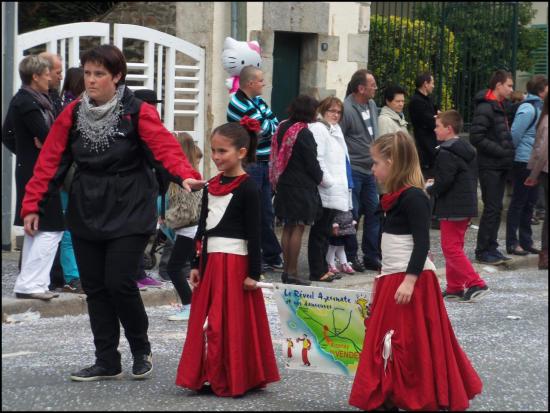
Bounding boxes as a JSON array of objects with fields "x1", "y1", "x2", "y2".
[
  {"x1": 76, "y1": 84, "x2": 125, "y2": 153},
  {"x1": 22, "y1": 85, "x2": 55, "y2": 128}
]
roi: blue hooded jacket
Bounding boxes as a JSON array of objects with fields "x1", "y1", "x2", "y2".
[{"x1": 511, "y1": 94, "x2": 543, "y2": 163}]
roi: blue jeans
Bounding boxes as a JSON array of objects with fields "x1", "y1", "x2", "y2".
[
  {"x1": 60, "y1": 190, "x2": 79, "y2": 282},
  {"x1": 506, "y1": 162, "x2": 539, "y2": 250},
  {"x1": 345, "y1": 170, "x2": 381, "y2": 262},
  {"x1": 245, "y1": 161, "x2": 282, "y2": 265}
]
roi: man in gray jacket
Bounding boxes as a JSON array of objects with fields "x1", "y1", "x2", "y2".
[{"x1": 340, "y1": 69, "x2": 381, "y2": 272}]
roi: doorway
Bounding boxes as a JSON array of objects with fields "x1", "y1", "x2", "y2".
[{"x1": 271, "y1": 31, "x2": 302, "y2": 122}]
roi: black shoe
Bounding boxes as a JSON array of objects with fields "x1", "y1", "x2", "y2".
[
  {"x1": 350, "y1": 257, "x2": 365, "y2": 273},
  {"x1": 522, "y1": 246, "x2": 541, "y2": 255},
  {"x1": 459, "y1": 285, "x2": 490, "y2": 303},
  {"x1": 506, "y1": 246, "x2": 529, "y2": 256},
  {"x1": 476, "y1": 252, "x2": 504, "y2": 265},
  {"x1": 70, "y1": 364, "x2": 123, "y2": 382},
  {"x1": 131, "y1": 352, "x2": 153, "y2": 379},
  {"x1": 492, "y1": 249, "x2": 512, "y2": 262},
  {"x1": 282, "y1": 273, "x2": 311, "y2": 286},
  {"x1": 442, "y1": 289, "x2": 464, "y2": 301},
  {"x1": 363, "y1": 258, "x2": 382, "y2": 272},
  {"x1": 264, "y1": 261, "x2": 284, "y2": 272}
]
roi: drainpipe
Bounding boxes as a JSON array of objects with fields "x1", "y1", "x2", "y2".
[
  {"x1": 231, "y1": 2, "x2": 238, "y2": 39},
  {"x1": 2, "y1": 2, "x2": 17, "y2": 251},
  {"x1": 231, "y1": 2, "x2": 247, "y2": 41}
]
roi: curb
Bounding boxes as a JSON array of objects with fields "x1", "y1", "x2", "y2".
[
  {"x1": 2, "y1": 288, "x2": 178, "y2": 322},
  {"x1": 1, "y1": 252, "x2": 540, "y2": 322}
]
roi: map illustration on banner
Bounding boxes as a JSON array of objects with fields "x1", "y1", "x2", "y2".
[{"x1": 272, "y1": 283, "x2": 371, "y2": 376}]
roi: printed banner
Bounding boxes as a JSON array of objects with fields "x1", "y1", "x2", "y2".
[{"x1": 272, "y1": 282, "x2": 371, "y2": 376}]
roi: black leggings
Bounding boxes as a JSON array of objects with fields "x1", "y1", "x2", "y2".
[
  {"x1": 166, "y1": 235, "x2": 194, "y2": 305},
  {"x1": 72, "y1": 234, "x2": 151, "y2": 369}
]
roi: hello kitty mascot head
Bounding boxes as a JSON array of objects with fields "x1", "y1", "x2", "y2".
[{"x1": 222, "y1": 37, "x2": 262, "y2": 94}]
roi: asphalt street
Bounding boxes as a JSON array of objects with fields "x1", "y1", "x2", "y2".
[
  {"x1": 2, "y1": 269, "x2": 548, "y2": 410},
  {"x1": 2, "y1": 224, "x2": 548, "y2": 411}
]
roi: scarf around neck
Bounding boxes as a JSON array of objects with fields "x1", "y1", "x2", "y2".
[
  {"x1": 22, "y1": 85, "x2": 55, "y2": 128},
  {"x1": 269, "y1": 120, "x2": 307, "y2": 187},
  {"x1": 381, "y1": 185, "x2": 411, "y2": 212},
  {"x1": 76, "y1": 84, "x2": 125, "y2": 153},
  {"x1": 208, "y1": 173, "x2": 249, "y2": 196}
]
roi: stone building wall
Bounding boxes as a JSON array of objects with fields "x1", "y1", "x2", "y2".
[{"x1": 99, "y1": 2, "x2": 177, "y2": 36}]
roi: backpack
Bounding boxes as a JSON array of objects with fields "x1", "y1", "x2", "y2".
[
  {"x1": 67, "y1": 99, "x2": 173, "y2": 217},
  {"x1": 507, "y1": 101, "x2": 538, "y2": 131}
]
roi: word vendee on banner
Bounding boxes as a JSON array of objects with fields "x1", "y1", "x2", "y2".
[{"x1": 271, "y1": 282, "x2": 371, "y2": 376}]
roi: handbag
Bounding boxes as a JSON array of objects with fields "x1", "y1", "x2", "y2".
[{"x1": 165, "y1": 183, "x2": 202, "y2": 229}]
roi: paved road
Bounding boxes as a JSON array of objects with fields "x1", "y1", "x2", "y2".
[{"x1": 2, "y1": 263, "x2": 547, "y2": 411}]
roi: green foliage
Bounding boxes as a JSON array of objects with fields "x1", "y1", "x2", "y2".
[
  {"x1": 369, "y1": 14, "x2": 458, "y2": 111},
  {"x1": 19, "y1": 2, "x2": 118, "y2": 34}
]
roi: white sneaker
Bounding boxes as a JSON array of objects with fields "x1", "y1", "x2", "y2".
[{"x1": 167, "y1": 306, "x2": 190, "y2": 321}]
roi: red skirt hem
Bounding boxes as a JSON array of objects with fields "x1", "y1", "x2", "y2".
[
  {"x1": 349, "y1": 270, "x2": 482, "y2": 411},
  {"x1": 175, "y1": 253, "x2": 280, "y2": 397}
]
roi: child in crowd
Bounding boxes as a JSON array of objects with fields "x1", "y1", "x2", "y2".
[
  {"x1": 326, "y1": 210, "x2": 357, "y2": 275},
  {"x1": 164, "y1": 132, "x2": 203, "y2": 321},
  {"x1": 175, "y1": 119, "x2": 280, "y2": 397},
  {"x1": 349, "y1": 131, "x2": 482, "y2": 411},
  {"x1": 429, "y1": 110, "x2": 490, "y2": 302}
]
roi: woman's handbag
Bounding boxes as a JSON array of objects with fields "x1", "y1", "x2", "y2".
[{"x1": 165, "y1": 184, "x2": 202, "y2": 229}]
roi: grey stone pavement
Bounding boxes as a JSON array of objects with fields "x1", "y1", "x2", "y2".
[{"x1": 2, "y1": 221, "x2": 548, "y2": 411}]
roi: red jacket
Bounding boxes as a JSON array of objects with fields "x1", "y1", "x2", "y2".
[{"x1": 22, "y1": 87, "x2": 201, "y2": 240}]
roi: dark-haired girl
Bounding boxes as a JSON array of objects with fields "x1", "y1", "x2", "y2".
[{"x1": 176, "y1": 118, "x2": 280, "y2": 397}]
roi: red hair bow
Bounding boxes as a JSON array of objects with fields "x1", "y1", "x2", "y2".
[{"x1": 240, "y1": 116, "x2": 261, "y2": 133}]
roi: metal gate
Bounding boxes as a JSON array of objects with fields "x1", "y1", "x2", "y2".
[
  {"x1": 368, "y1": 2, "x2": 519, "y2": 129},
  {"x1": 9, "y1": 22, "x2": 206, "y2": 241}
]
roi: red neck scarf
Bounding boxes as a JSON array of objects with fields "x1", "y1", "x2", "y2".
[
  {"x1": 207, "y1": 173, "x2": 248, "y2": 196},
  {"x1": 381, "y1": 185, "x2": 411, "y2": 212},
  {"x1": 269, "y1": 120, "x2": 308, "y2": 187}
]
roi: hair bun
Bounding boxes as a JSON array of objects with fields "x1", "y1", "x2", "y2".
[{"x1": 239, "y1": 116, "x2": 261, "y2": 133}]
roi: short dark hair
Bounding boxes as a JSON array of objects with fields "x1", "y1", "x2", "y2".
[
  {"x1": 384, "y1": 85, "x2": 407, "y2": 104},
  {"x1": 61, "y1": 67, "x2": 84, "y2": 97},
  {"x1": 80, "y1": 44, "x2": 127, "y2": 85},
  {"x1": 437, "y1": 110, "x2": 463, "y2": 134},
  {"x1": 287, "y1": 95, "x2": 319, "y2": 123},
  {"x1": 488, "y1": 70, "x2": 512, "y2": 90},
  {"x1": 415, "y1": 72, "x2": 433, "y2": 89},
  {"x1": 526, "y1": 74, "x2": 548, "y2": 96},
  {"x1": 346, "y1": 69, "x2": 371, "y2": 96},
  {"x1": 211, "y1": 122, "x2": 257, "y2": 165}
]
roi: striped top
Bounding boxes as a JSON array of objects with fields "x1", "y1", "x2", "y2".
[{"x1": 227, "y1": 89, "x2": 279, "y2": 161}]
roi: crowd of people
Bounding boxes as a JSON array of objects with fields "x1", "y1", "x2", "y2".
[{"x1": 2, "y1": 43, "x2": 548, "y2": 410}]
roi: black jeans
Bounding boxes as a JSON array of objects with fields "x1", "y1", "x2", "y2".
[
  {"x1": 165, "y1": 235, "x2": 194, "y2": 305},
  {"x1": 476, "y1": 169, "x2": 507, "y2": 255},
  {"x1": 246, "y1": 161, "x2": 283, "y2": 266},
  {"x1": 506, "y1": 162, "x2": 539, "y2": 250},
  {"x1": 72, "y1": 234, "x2": 151, "y2": 370},
  {"x1": 308, "y1": 207, "x2": 337, "y2": 279}
]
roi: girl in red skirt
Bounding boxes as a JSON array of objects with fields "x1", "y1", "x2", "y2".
[
  {"x1": 349, "y1": 132, "x2": 482, "y2": 411},
  {"x1": 175, "y1": 119, "x2": 280, "y2": 397}
]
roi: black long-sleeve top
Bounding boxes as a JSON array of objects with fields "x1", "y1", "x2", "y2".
[
  {"x1": 381, "y1": 187, "x2": 431, "y2": 276},
  {"x1": 193, "y1": 175, "x2": 262, "y2": 280}
]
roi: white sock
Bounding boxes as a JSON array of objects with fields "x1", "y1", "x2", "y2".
[
  {"x1": 335, "y1": 246, "x2": 348, "y2": 266},
  {"x1": 326, "y1": 245, "x2": 337, "y2": 267}
]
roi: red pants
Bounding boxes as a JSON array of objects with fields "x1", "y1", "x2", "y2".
[
  {"x1": 440, "y1": 219, "x2": 486, "y2": 293},
  {"x1": 302, "y1": 349, "x2": 310, "y2": 366}
]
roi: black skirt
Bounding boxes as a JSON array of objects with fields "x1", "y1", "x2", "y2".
[{"x1": 273, "y1": 183, "x2": 322, "y2": 224}]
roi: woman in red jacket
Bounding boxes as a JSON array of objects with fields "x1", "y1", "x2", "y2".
[{"x1": 21, "y1": 45, "x2": 204, "y2": 382}]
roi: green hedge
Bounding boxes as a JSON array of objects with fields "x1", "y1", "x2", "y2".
[{"x1": 369, "y1": 14, "x2": 458, "y2": 111}]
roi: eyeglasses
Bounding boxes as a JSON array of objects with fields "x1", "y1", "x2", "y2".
[{"x1": 327, "y1": 109, "x2": 342, "y2": 115}]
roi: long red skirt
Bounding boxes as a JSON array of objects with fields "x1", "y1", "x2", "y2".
[
  {"x1": 175, "y1": 253, "x2": 280, "y2": 397},
  {"x1": 349, "y1": 270, "x2": 482, "y2": 411}
]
